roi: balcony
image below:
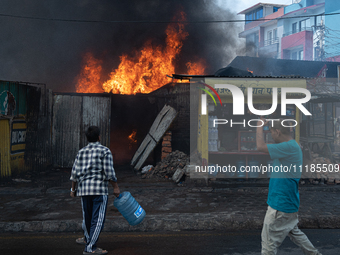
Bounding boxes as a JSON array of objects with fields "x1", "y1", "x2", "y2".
[
  {"x1": 259, "y1": 37, "x2": 279, "y2": 58},
  {"x1": 283, "y1": 27, "x2": 313, "y2": 37},
  {"x1": 264, "y1": 37, "x2": 279, "y2": 46},
  {"x1": 281, "y1": 29, "x2": 314, "y2": 60}
]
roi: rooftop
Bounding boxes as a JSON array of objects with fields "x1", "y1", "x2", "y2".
[
  {"x1": 228, "y1": 56, "x2": 340, "y2": 78},
  {"x1": 238, "y1": 2, "x2": 287, "y2": 15}
]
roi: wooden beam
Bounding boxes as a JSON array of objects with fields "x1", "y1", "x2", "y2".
[{"x1": 131, "y1": 105, "x2": 177, "y2": 171}]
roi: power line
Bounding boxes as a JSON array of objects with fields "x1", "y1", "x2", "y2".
[{"x1": 0, "y1": 11, "x2": 337, "y2": 24}]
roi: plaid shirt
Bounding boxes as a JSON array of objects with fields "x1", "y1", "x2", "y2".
[{"x1": 70, "y1": 142, "x2": 117, "y2": 196}]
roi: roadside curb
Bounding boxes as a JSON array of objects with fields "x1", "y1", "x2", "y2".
[
  {"x1": 1, "y1": 185, "x2": 340, "y2": 195},
  {"x1": 2, "y1": 213, "x2": 340, "y2": 233}
]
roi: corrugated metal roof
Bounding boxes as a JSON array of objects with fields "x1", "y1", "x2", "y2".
[
  {"x1": 310, "y1": 93, "x2": 340, "y2": 103},
  {"x1": 228, "y1": 56, "x2": 340, "y2": 78},
  {"x1": 171, "y1": 74, "x2": 305, "y2": 80}
]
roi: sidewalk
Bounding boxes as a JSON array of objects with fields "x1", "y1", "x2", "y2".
[{"x1": 1, "y1": 166, "x2": 340, "y2": 232}]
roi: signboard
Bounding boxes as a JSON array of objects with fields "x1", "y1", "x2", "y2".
[
  {"x1": 205, "y1": 78, "x2": 307, "y2": 97},
  {"x1": 11, "y1": 119, "x2": 26, "y2": 155}
]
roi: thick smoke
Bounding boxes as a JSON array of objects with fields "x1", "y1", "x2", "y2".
[{"x1": 0, "y1": 0, "x2": 242, "y2": 92}]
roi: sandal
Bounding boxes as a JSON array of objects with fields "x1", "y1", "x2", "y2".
[
  {"x1": 76, "y1": 237, "x2": 86, "y2": 245},
  {"x1": 83, "y1": 248, "x2": 108, "y2": 254}
]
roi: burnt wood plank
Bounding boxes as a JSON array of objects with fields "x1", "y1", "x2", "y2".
[{"x1": 131, "y1": 104, "x2": 177, "y2": 170}]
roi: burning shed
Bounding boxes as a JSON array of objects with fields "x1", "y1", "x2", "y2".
[{"x1": 52, "y1": 92, "x2": 111, "y2": 168}]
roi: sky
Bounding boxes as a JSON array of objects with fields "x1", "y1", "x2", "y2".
[{"x1": 0, "y1": 0, "x2": 292, "y2": 92}]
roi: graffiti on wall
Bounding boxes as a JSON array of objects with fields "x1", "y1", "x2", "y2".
[
  {"x1": 11, "y1": 119, "x2": 26, "y2": 155},
  {"x1": 0, "y1": 91, "x2": 16, "y2": 116}
]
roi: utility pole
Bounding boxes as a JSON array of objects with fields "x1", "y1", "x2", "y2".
[
  {"x1": 319, "y1": 19, "x2": 325, "y2": 61},
  {"x1": 314, "y1": 19, "x2": 325, "y2": 61}
]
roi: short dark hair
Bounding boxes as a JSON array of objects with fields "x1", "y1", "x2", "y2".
[
  {"x1": 86, "y1": 126, "x2": 100, "y2": 142},
  {"x1": 270, "y1": 119, "x2": 291, "y2": 135}
]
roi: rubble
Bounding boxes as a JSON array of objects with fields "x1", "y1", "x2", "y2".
[
  {"x1": 141, "y1": 165, "x2": 153, "y2": 174},
  {"x1": 302, "y1": 152, "x2": 340, "y2": 185},
  {"x1": 142, "y1": 150, "x2": 189, "y2": 181}
]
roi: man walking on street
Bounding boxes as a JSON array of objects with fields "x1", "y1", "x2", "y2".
[
  {"x1": 70, "y1": 126, "x2": 120, "y2": 255},
  {"x1": 257, "y1": 119, "x2": 321, "y2": 255}
]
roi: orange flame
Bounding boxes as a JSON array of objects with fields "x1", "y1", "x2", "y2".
[
  {"x1": 128, "y1": 130, "x2": 137, "y2": 144},
  {"x1": 76, "y1": 52, "x2": 104, "y2": 93},
  {"x1": 76, "y1": 11, "x2": 206, "y2": 94},
  {"x1": 247, "y1": 68, "x2": 254, "y2": 74},
  {"x1": 128, "y1": 130, "x2": 137, "y2": 149},
  {"x1": 187, "y1": 61, "x2": 206, "y2": 76}
]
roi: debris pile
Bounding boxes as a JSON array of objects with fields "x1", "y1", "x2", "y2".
[
  {"x1": 302, "y1": 152, "x2": 340, "y2": 185},
  {"x1": 333, "y1": 153, "x2": 340, "y2": 162},
  {"x1": 142, "y1": 150, "x2": 189, "y2": 181},
  {"x1": 310, "y1": 152, "x2": 332, "y2": 165}
]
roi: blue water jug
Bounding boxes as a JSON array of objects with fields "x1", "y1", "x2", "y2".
[
  {"x1": 248, "y1": 159, "x2": 260, "y2": 178},
  {"x1": 113, "y1": 191, "x2": 146, "y2": 226}
]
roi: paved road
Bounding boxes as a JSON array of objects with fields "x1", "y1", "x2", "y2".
[
  {"x1": 1, "y1": 229, "x2": 339, "y2": 255},
  {"x1": 3, "y1": 167, "x2": 340, "y2": 233}
]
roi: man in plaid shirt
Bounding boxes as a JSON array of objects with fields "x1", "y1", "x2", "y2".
[{"x1": 70, "y1": 126, "x2": 120, "y2": 255}]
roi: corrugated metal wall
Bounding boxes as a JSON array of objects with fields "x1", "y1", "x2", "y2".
[
  {"x1": 52, "y1": 94, "x2": 111, "y2": 168},
  {"x1": 81, "y1": 96, "x2": 111, "y2": 148},
  {"x1": 1, "y1": 83, "x2": 112, "y2": 175},
  {"x1": 0, "y1": 119, "x2": 11, "y2": 177},
  {"x1": 25, "y1": 87, "x2": 53, "y2": 173}
]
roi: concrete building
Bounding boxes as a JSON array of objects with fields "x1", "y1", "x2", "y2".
[{"x1": 238, "y1": 1, "x2": 340, "y2": 61}]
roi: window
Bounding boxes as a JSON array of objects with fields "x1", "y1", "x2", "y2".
[
  {"x1": 267, "y1": 31, "x2": 273, "y2": 45},
  {"x1": 316, "y1": 15, "x2": 324, "y2": 26},
  {"x1": 246, "y1": 13, "x2": 252, "y2": 24},
  {"x1": 291, "y1": 50, "x2": 303, "y2": 60},
  {"x1": 245, "y1": 7, "x2": 263, "y2": 24},
  {"x1": 273, "y1": 7, "x2": 279, "y2": 13},
  {"x1": 299, "y1": 50, "x2": 304, "y2": 60},
  {"x1": 299, "y1": 19, "x2": 309, "y2": 32},
  {"x1": 291, "y1": 51, "x2": 298, "y2": 60},
  {"x1": 273, "y1": 28, "x2": 277, "y2": 41},
  {"x1": 292, "y1": 22, "x2": 297, "y2": 34},
  {"x1": 299, "y1": 20, "x2": 306, "y2": 31},
  {"x1": 256, "y1": 8, "x2": 263, "y2": 20}
]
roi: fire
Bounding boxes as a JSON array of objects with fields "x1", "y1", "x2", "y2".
[
  {"x1": 76, "y1": 52, "x2": 104, "y2": 93},
  {"x1": 128, "y1": 130, "x2": 137, "y2": 143},
  {"x1": 128, "y1": 130, "x2": 137, "y2": 149},
  {"x1": 187, "y1": 61, "x2": 206, "y2": 75},
  {"x1": 76, "y1": 11, "x2": 206, "y2": 95}
]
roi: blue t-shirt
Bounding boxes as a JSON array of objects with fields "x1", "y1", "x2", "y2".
[{"x1": 267, "y1": 140, "x2": 302, "y2": 213}]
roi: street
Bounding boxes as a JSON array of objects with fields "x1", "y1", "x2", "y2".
[{"x1": 1, "y1": 229, "x2": 339, "y2": 255}]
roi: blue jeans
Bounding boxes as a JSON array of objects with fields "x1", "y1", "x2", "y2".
[{"x1": 81, "y1": 195, "x2": 108, "y2": 252}]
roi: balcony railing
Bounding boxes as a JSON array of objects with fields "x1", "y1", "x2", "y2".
[
  {"x1": 283, "y1": 27, "x2": 313, "y2": 37},
  {"x1": 264, "y1": 37, "x2": 279, "y2": 46}
]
